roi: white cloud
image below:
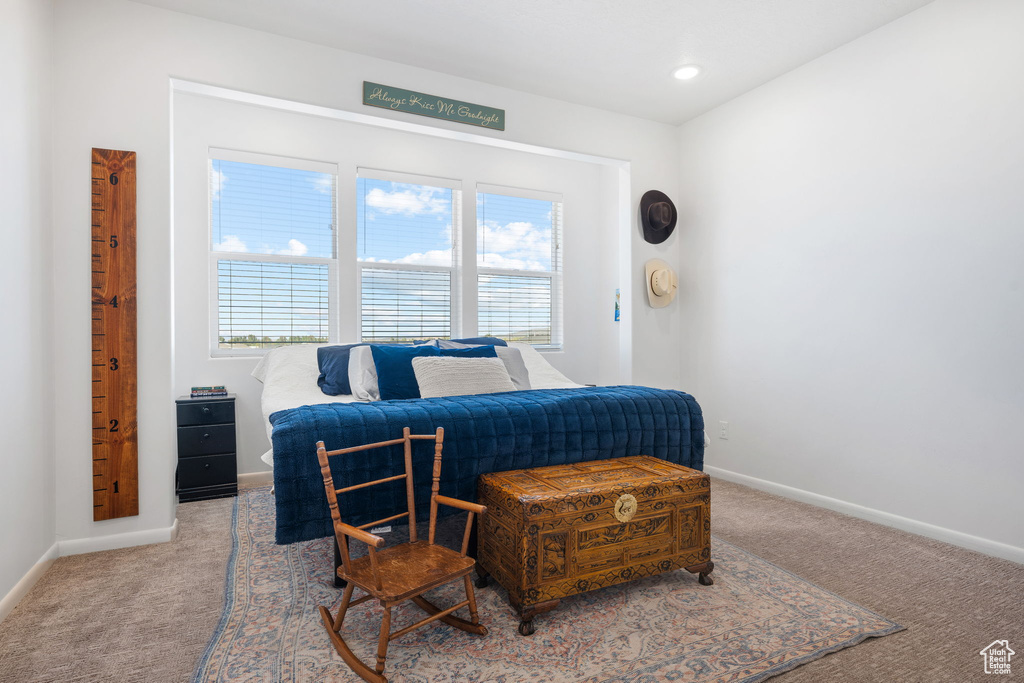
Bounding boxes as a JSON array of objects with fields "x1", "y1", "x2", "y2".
[
  {"x1": 214, "y1": 235, "x2": 247, "y2": 252},
  {"x1": 312, "y1": 175, "x2": 334, "y2": 195},
  {"x1": 365, "y1": 186, "x2": 449, "y2": 216},
  {"x1": 360, "y1": 248, "x2": 453, "y2": 266},
  {"x1": 393, "y1": 248, "x2": 452, "y2": 266},
  {"x1": 475, "y1": 253, "x2": 536, "y2": 271},
  {"x1": 277, "y1": 239, "x2": 309, "y2": 256},
  {"x1": 211, "y1": 169, "x2": 227, "y2": 200},
  {"x1": 478, "y1": 220, "x2": 551, "y2": 271}
]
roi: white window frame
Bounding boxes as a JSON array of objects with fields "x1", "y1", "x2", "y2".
[
  {"x1": 476, "y1": 183, "x2": 563, "y2": 350},
  {"x1": 208, "y1": 148, "x2": 339, "y2": 357},
  {"x1": 355, "y1": 168, "x2": 462, "y2": 342}
]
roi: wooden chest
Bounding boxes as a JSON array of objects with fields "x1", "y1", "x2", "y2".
[{"x1": 476, "y1": 456, "x2": 713, "y2": 635}]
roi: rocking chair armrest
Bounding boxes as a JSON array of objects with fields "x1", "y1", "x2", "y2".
[
  {"x1": 337, "y1": 522, "x2": 385, "y2": 548},
  {"x1": 435, "y1": 495, "x2": 486, "y2": 516}
]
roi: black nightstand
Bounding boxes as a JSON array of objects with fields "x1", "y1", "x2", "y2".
[{"x1": 175, "y1": 394, "x2": 238, "y2": 502}]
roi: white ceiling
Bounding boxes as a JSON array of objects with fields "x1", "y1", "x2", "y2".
[{"x1": 132, "y1": 0, "x2": 935, "y2": 125}]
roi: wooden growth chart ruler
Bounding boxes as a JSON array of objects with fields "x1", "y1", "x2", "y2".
[{"x1": 91, "y1": 148, "x2": 139, "y2": 520}]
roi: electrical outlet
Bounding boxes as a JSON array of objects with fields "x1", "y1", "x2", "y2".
[{"x1": 718, "y1": 421, "x2": 729, "y2": 440}]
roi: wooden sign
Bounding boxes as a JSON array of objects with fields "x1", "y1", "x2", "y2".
[
  {"x1": 363, "y1": 81, "x2": 505, "y2": 130},
  {"x1": 91, "y1": 148, "x2": 139, "y2": 521}
]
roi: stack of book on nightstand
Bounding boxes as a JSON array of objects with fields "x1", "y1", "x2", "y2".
[{"x1": 191, "y1": 385, "x2": 227, "y2": 398}]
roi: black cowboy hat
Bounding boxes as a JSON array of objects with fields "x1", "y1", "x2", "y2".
[{"x1": 639, "y1": 190, "x2": 677, "y2": 244}]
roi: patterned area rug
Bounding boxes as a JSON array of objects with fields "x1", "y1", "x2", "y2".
[{"x1": 193, "y1": 487, "x2": 903, "y2": 682}]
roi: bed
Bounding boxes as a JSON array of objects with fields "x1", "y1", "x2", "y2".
[{"x1": 253, "y1": 342, "x2": 706, "y2": 545}]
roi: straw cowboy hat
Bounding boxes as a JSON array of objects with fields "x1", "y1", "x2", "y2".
[
  {"x1": 639, "y1": 190, "x2": 677, "y2": 244},
  {"x1": 645, "y1": 259, "x2": 678, "y2": 308}
]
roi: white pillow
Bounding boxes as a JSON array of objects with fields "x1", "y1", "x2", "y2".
[
  {"x1": 494, "y1": 347, "x2": 531, "y2": 390},
  {"x1": 348, "y1": 345, "x2": 380, "y2": 401},
  {"x1": 347, "y1": 342, "x2": 441, "y2": 401},
  {"x1": 509, "y1": 342, "x2": 582, "y2": 389},
  {"x1": 412, "y1": 357, "x2": 516, "y2": 398},
  {"x1": 433, "y1": 341, "x2": 532, "y2": 390}
]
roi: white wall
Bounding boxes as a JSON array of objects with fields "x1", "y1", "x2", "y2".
[
  {"x1": 50, "y1": 0, "x2": 680, "y2": 542},
  {"x1": 0, "y1": 0, "x2": 57, "y2": 606},
  {"x1": 678, "y1": 0, "x2": 1024, "y2": 554},
  {"x1": 173, "y1": 93, "x2": 615, "y2": 473}
]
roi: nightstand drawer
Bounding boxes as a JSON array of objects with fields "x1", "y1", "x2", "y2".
[
  {"x1": 178, "y1": 453, "x2": 236, "y2": 489},
  {"x1": 176, "y1": 394, "x2": 237, "y2": 503},
  {"x1": 176, "y1": 400, "x2": 235, "y2": 426},
  {"x1": 177, "y1": 424, "x2": 235, "y2": 457}
]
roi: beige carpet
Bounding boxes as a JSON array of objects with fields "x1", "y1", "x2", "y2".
[
  {"x1": 0, "y1": 496, "x2": 234, "y2": 682},
  {"x1": 712, "y1": 481, "x2": 1024, "y2": 682},
  {"x1": 0, "y1": 480, "x2": 1021, "y2": 682}
]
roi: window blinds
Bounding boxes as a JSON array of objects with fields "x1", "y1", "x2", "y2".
[
  {"x1": 478, "y1": 273, "x2": 552, "y2": 345},
  {"x1": 357, "y1": 171, "x2": 460, "y2": 342},
  {"x1": 360, "y1": 267, "x2": 451, "y2": 342},
  {"x1": 477, "y1": 190, "x2": 562, "y2": 347},
  {"x1": 210, "y1": 154, "x2": 337, "y2": 353},
  {"x1": 216, "y1": 260, "x2": 330, "y2": 348}
]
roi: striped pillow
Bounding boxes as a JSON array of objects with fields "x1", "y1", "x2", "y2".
[{"x1": 411, "y1": 357, "x2": 515, "y2": 398}]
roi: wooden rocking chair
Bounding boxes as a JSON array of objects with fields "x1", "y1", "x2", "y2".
[{"x1": 315, "y1": 427, "x2": 488, "y2": 683}]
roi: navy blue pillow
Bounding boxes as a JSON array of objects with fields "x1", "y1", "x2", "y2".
[
  {"x1": 438, "y1": 345, "x2": 498, "y2": 358},
  {"x1": 371, "y1": 344, "x2": 441, "y2": 401},
  {"x1": 317, "y1": 344, "x2": 366, "y2": 395},
  {"x1": 449, "y1": 336, "x2": 508, "y2": 347}
]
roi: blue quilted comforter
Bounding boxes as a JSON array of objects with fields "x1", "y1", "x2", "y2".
[{"x1": 269, "y1": 386, "x2": 704, "y2": 544}]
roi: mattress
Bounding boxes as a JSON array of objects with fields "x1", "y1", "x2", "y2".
[
  {"x1": 269, "y1": 385, "x2": 705, "y2": 544},
  {"x1": 251, "y1": 342, "x2": 583, "y2": 467}
]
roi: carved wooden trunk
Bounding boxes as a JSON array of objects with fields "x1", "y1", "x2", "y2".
[{"x1": 476, "y1": 456, "x2": 713, "y2": 635}]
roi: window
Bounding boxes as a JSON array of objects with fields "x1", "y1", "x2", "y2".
[
  {"x1": 477, "y1": 186, "x2": 562, "y2": 347},
  {"x1": 206, "y1": 155, "x2": 563, "y2": 353},
  {"x1": 356, "y1": 170, "x2": 461, "y2": 342},
  {"x1": 210, "y1": 151, "x2": 337, "y2": 353}
]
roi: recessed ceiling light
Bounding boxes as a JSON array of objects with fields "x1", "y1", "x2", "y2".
[{"x1": 673, "y1": 65, "x2": 702, "y2": 81}]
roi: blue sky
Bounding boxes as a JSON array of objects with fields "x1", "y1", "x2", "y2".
[
  {"x1": 476, "y1": 192, "x2": 554, "y2": 271},
  {"x1": 211, "y1": 160, "x2": 334, "y2": 258},
  {"x1": 357, "y1": 178, "x2": 452, "y2": 265},
  {"x1": 211, "y1": 161, "x2": 555, "y2": 269},
  {"x1": 355, "y1": 177, "x2": 555, "y2": 271}
]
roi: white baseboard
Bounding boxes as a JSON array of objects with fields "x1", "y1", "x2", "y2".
[
  {"x1": 705, "y1": 466, "x2": 1024, "y2": 565},
  {"x1": 0, "y1": 543, "x2": 59, "y2": 624},
  {"x1": 2, "y1": 521, "x2": 182, "y2": 621},
  {"x1": 238, "y1": 471, "x2": 273, "y2": 486},
  {"x1": 56, "y1": 518, "x2": 180, "y2": 557}
]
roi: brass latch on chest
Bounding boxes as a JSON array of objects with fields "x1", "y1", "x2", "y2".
[{"x1": 614, "y1": 493, "x2": 637, "y2": 523}]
